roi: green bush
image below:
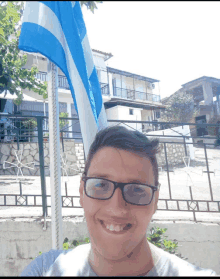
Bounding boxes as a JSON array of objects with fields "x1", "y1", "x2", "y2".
[
  {"x1": 35, "y1": 227, "x2": 187, "y2": 261},
  {"x1": 59, "y1": 112, "x2": 69, "y2": 131},
  {"x1": 147, "y1": 226, "x2": 187, "y2": 260},
  {"x1": 207, "y1": 116, "x2": 220, "y2": 136},
  {"x1": 22, "y1": 118, "x2": 37, "y2": 130}
]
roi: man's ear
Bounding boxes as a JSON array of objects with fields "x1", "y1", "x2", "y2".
[{"x1": 79, "y1": 178, "x2": 84, "y2": 208}]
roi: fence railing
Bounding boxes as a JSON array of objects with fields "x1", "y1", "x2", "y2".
[
  {"x1": 113, "y1": 86, "x2": 161, "y2": 102},
  {"x1": 0, "y1": 115, "x2": 220, "y2": 222},
  {"x1": 35, "y1": 71, "x2": 110, "y2": 95},
  {"x1": 100, "y1": 82, "x2": 110, "y2": 95}
]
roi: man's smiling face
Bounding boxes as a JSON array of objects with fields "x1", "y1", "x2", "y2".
[{"x1": 79, "y1": 147, "x2": 159, "y2": 261}]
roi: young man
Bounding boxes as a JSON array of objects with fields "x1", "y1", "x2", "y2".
[{"x1": 21, "y1": 126, "x2": 217, "y2": 276}]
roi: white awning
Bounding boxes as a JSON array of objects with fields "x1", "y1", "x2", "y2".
[{"x1": 0, "y1": 91, "x2": 39, "y2": 102}]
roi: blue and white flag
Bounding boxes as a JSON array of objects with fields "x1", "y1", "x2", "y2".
[{"x1": 18, "y1": 1, "x2": 108, "y2": 157}]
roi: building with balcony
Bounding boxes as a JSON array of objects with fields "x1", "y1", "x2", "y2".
[
  {"x1": 0, "y1": 49, "x2": 166, "y2": 140},
  {"x1": 161, "y1": 76, "x2": 220, "y2": 137}
]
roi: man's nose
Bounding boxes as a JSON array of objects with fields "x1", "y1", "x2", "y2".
[{"x1": 108, "y1": 187, "x2": 128, "y2": 210}]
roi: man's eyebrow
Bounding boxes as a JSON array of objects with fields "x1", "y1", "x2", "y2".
[
  {"x1": 89, "y1": 174, "x2": 110, "y2": 179},
  {"x1": 128, "y1": 180, "x2": 146, "y2": 184},
  {"x1": 88, "y1": 174, "x2": 146, "y2": 184}
]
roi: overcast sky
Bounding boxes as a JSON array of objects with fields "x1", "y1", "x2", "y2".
[{"x1": 82, "y1": 1, "x2": 220, "y2": 100}]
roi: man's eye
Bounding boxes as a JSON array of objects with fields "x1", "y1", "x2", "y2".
[
  {"x1": 94, "y1": 182, "x2": 107, "y2": 188},
  {"x1": 133, "y1": 187, "x2": 144, "y2": 193}
]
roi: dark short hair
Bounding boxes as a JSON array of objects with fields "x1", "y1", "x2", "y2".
[{"x1": 83, "y1": 125, "x2": 160, "y2": 186}]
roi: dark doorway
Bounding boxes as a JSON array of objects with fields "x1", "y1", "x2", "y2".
[
  {"x1": 0, "y1": 98, "x2": 7, "y2": 112},
  {"x1": 195, "y1": 115, "x2": 208, "y2": 136},
  {"x1": 0, "y1": 123, "x2": 4, "y2": 142}
]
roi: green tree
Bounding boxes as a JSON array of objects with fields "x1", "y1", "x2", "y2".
[
  {"x1": 207, "y1": 115, "x2": 220, "y2": 136},
  {"x1": 59, "y1": 112, "x2": 69, "y2": 131},
  {"x1": 160, "y1": 91, "x2": 199, "y2": 127},
  {"x1": 80, "y1": 1, "x2": 102, "y2": 13},
  {"x1": 0, "y1": 1, "x2": 48, "y2": 106},
  {"x1": 0, "y1": 1, "x2": 102, "y2": 107}
]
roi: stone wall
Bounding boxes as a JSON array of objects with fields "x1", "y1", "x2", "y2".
[
  {"x1": 0, "y1": 218, "x2": 219, "y2": 276},
  {"x1": 0, "y1": 139, "x2": 189, "y2": 176},
  {"x1": 156, "y1": 141, "x2": 190, "y2": 168},
  {"x1": 0, "y1": 140, "x2": 85, "y2": 176},
  {"x1": 74, "y1": 142, "x2": 85, "y2": 173}
]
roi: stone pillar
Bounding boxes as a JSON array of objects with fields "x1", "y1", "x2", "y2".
[
  {"x1": 67, "y1": 103, "x2": 72, "y2": 139},
  {"x1": 202, "y1": 81, "x2": 213, "y2": 106}
]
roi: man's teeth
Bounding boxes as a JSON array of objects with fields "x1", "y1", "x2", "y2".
[
  {"x1": 106, "y1": 224, "x2": 124, "y2": 232},
  {"x1": 102, "y1": 221, "x2": 131, "y2": 232}
]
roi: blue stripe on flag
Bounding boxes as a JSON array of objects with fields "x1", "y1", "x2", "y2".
[
  {"x1": 18, "y1": 1, "x2": 108, "y2": 156},
  {"x1": 39, "y1": 2, "x2": 95, "y2": 114},
  {"x1": 89, "y1": 68, "x2": 103, "y2": 114},
  {"x1": 42, "y1": 1, "x2": 103, "y2": 122},
  {"x1": 19, "y1": 22, "x2": 79, "y2": 115},
  {"x1": 72, "y1": 2, "x2": 87, "y2": 41}
]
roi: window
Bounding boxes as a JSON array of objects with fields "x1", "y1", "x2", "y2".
[
  {"x1": 155, "y1": 111, "x2": 160, "y2": 118},
  {"x1": 112, "y1": 78, "x2": 117, "y2": 96},
  {"x1": 129, "y1": 109, "x2": 134, "y2": 115}
]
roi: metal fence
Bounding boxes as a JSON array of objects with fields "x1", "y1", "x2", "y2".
[
  {"x1": 113, "y1": 87, "x2": 161, "y2": 102},
  {"x1": 100, "y1": 82, "x2": 110, "y2": 95},
  {"x1": 35, "y1": 71, "x2": 110, "y2": 95},
  {"x1": 0, "y1": 114, "x2": 220, "y2": 222}
]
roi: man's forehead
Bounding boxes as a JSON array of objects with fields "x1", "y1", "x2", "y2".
[
  {"x1": 92, "y1": 147, "x2": 150, "y2": 162},
  {"x1": 88, "y1": 147, "x2": 153, "y2": 173}
]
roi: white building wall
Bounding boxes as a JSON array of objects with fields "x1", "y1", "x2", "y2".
[
  {"x1": 24, "y1": 54, "x2": 47, "y2": 72},
  {"x1": 142, "y1": 109, "x2": 153, "y2": 121},
  {"x1": 98, "y1": 69, "x2": 108, "y2": 84},
  {"x1": 106, "y1": 105, "x2": 142, "y2": 131},
  {"x1": 108, "y1": 73, "x2": 113, "y2": 97},
  {"x1": 105, "y1": 106, "x2": 119, "y2": 123},
  {"x1": 141, "y1": 109, "x2": 155, "y2": 132}
]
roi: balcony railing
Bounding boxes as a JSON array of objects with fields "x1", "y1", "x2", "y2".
[
  {"x1": 113, "y1": 87, "x2": 161, "y2": 102},
  {"x1": 58, "y1": 75, "x2": 70, "y2": 90},
  {"x1": 35, "y1": 72, "x2": 160, "y2": 102},
  {"x1": 35, "y1": 72, "x2": 47, "y2": 82},
  {"x1": 100, "y1": 82, "x2": 109, "y2": 95},
  {"x1": 35, "y1": 72, "x2": 109, "y2": 95},
  {"x1": 35, "y1": 71, "x2": 70, "y2": 90}
]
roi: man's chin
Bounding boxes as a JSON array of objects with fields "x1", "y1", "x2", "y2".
[{"x1": 92, "y1": 244, "x2": 134, "y2": 262}]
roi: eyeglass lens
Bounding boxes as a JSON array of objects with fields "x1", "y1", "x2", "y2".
[{"x1": 85, "y1": 178, "x2": 153, "y2": 205}]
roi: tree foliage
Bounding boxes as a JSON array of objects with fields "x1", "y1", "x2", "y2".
[
  {"x1": 59, "y1": 112, "x2": 69, "y2": 131},
  {"x1": 207, "y1": 115, "x2": 220, "y2": 136},
  {"x1": 160, "y1": 91, "x2": 199, "y2": 126},
  {"x1": 80, "y1": 1, "x2": 102, "y2": 13},
  {"x1": 0, "y1": 1, "x2": 102, "y2": 106},
  {"x1": 0, "y1": 1, "x2": 48, "y2": 106}
]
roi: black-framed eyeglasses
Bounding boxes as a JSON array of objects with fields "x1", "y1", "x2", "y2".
[{"x1": 82, "y1": 176, "x2": 160, "y2": 206}]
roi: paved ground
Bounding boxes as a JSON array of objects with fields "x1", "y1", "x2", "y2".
[{"x1": 0, "y1": 147, "x2": 220, "y2": 222}]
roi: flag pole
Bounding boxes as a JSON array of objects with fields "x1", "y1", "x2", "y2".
[{"x1": 47, "y1": 59, "x2": 63, "y2": 250}]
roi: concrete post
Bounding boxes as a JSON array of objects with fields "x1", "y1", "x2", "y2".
[
  {"x1": 217, "y1": 94, "x2": 220, "y2": 115},
  {"x1": 202, "y1": 81, "x2": 213, "y2": 106}
]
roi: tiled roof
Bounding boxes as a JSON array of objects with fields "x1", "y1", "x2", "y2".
[
  {"x1": 92, "y1": 49, "x2": 113, "y2": 61},
  {"x1": 107, "y1": 67, "x2": 159, "y2": 83}
]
